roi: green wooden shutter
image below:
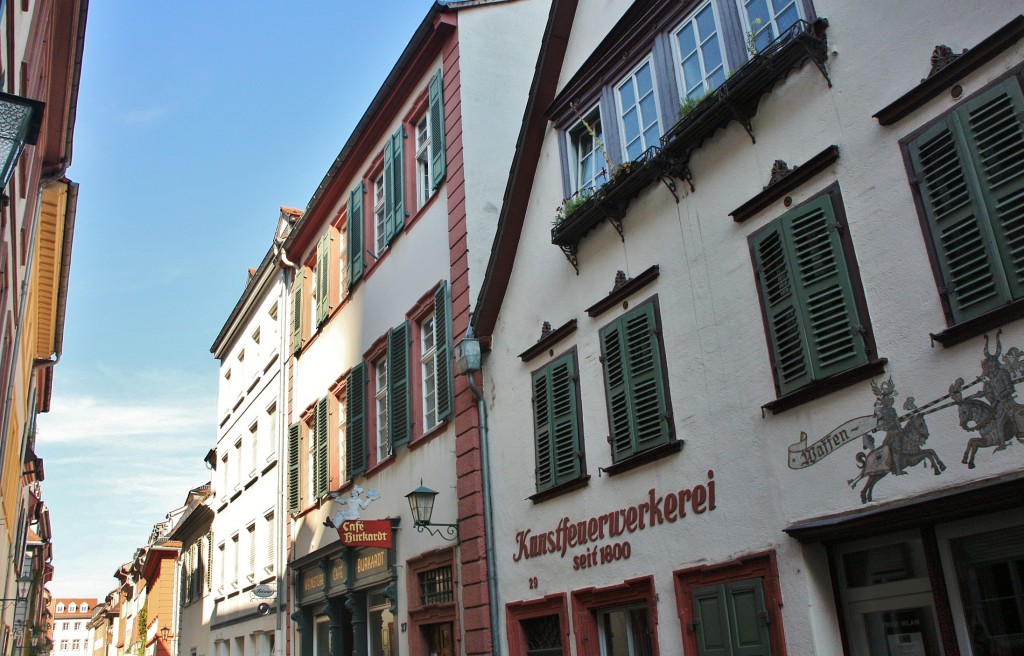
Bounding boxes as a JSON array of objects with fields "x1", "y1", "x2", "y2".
[
  {"x1": 693, "y1": 585, "x2": 731, "y2": 656},
  {"x1": 752, "y1": 195, "x2": 866, "y2": 395},
  {"x1": 389, "y1": 126, "x2": 406, "y2": 242},
  {"x1": 314, "y1": 397, "x2": 330, "y2": 499},
  {"x1": 387, "y1": 322, "x2": 411, "y2": 448},
  {"x1": 533, "y1": 353, "x2": 581, "y2": 491},
  {"x1": 433, "y1": 283, "x2": 453, "y2": 421},
  {"x1": 599, "y1": 304, "x2": 670, "y2": 462},
  {"x1": 292, "y1": 271, "x2": 305, "y2": 354},
  {"x1": 693, "y1": 579, "x2": 772, "y2": 656},
  {"x1": 383, "y1": 135, "x2": 396, "y2": 243},
  {"x1": 316, "y1": 234, "x2": 330, "y2": 326},
  {"x1": 429, "y1": 69, "x2": 446, "y2": 189},
  {"x1": 348, "y1": 183, "x2": 365, "y2": 287},
  {"x1": 287, "y1": 422, "x2": 301, "y2": 514},
  {"x1": 345, "y1": 363, "x2": 367, "y2": 479},
  {"x1": 959, "y1": 80, "x2": 1024, "y2": 305},
  {"x1": 532, "y1": 367, "x2": 554, "y2": 489},
  {"x1": 786, "y1": 196, "x2": 866, "y2": 380},
  {"x1": 725, "y1": 578, "x2": 772, "y2": 655}
]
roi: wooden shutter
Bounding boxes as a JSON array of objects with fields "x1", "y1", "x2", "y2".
[
  {"x1": 388, "y1": 126, "x2": 406, "y2": 242},
  {"x1": 533, "y1": 353, "x2": 581, "y2": 491},
  {"x1": 692, "y1": 579, "x2": 771, "y2": 655},
  {"x1": 961, "y1": 81, "x2": 1024, "y2": 302},
  {"x1": 287, "y1": 422, "x2": 301, "y2": 514},
  {"x1": 383, "y1": 135, "x2": 396, "y2": 243},
  {"x1": 291, "y1": 271, "x2": 305, "y2": 354},
  {"x1": 434, "y1": 283, "x2": 453, "y2": 421},
  {"x1": 752, "y1": 195, "x2": 866, "y2": 395},
  {"x1": 387, "y1": 322, "x2": 411, "y2": 448},
  {"x1": 429, "y1": 69, "x2": 446, "y2": 189},
  {"x1": 693, "y1": 585, "x2": 731, "y2": 656},
  {"x1": 313, "y1": 397, "x2": 330, "y2": 499},
  {"x1": 600, "y1": 304, "x2": 670, "y2": 462},
  {"x1": 348, "y1": 183, "x2": 365, "y2": 287},
  {"x1": 316, "y1": 234, "x2": 330, "y2": 326},
  {"x1": 345, "y1": 363, "x2": 367, "y2": 479},
  {"x1": 725, "y1": 578, "x2": 772, "y2": 655}
]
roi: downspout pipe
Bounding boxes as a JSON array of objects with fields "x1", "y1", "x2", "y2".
[{"x1": 462, "y1": 341, "x2": 500, "y2": 656}]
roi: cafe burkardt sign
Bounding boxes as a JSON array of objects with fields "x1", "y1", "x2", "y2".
[{"x1": 323, "y1": 486, "x2": 392, "y2": 548}]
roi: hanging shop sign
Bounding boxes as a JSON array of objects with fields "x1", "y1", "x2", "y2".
[
  {"x1": 337, "y1": 520, "x2": 393, "y2": 548},
  {"x1": 512, "y1": 470, "x2": 717, "y2": 570},
  {"x1": 253, "y1": 583, "x2": 276, "y2": 598}
]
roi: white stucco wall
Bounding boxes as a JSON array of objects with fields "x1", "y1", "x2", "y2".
[
  {"x1": 484, "y1": 1, "x2": 1024, "y2": 654},
  {"x1": 457, "y1": 0, "x2": 553, "y2": 301}
]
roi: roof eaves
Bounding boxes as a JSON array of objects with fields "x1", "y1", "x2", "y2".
[
  {"x1": 284, "y1": 1, "x2": 449, "y2": 253},
  {"x1": 472, "y1": 0, "x2": 578, "y2": 337}
]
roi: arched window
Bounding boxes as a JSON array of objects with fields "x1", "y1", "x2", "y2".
[
  {"x1": 80, "y1": 603, "x2": 88, "y2": 612},
  {"x1": 55, "y1": 603, "x2": 64, "y2": 613},
  {"x1": 68, "y1": 603, "x2": 76, "y2": 613}
]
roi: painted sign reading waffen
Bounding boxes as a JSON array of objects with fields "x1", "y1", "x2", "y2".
[{"x1": 788, "y1": 416, "x2": 872, "y2": 469}]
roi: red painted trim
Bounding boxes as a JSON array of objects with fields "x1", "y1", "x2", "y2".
[
  {"x1": 673, "y1": 550, "x2": 788, "y2": 656},
  {"x1": 407, "y1": 548, "x2": 460, "y2": 656},
  {"x1": 505, "y1": 593, "x2": 570, "y2": 656},
  {"x1": 570, "y1": 576, "x2": 660, "y2": 656}
]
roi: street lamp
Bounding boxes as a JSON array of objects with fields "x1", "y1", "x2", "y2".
[
  {"x1": 405, "y1": 481, "x2": 458, "y2": 542},
  {"x1": 0, "y1": 91, "x2": 44, "y2": 196},
  {"x1": 0, "y1": 573, "x2": 34, "y2": 605}
]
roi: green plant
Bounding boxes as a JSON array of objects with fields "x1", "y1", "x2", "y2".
[
  {"x1": 746, "y1": 17, "x2": 763, "y2": 56},
  {"x1": 678, "y1": 88, "x2": 712, "y2": 120},
  {"x1": 570, "y1": 101, "x2": 615, "y2": 176},
  {"x1": 554, "y1": 190, "x2": 594, "y2": 226},
  {"x1": 136, "y1": 602, "x2": 148, "y2": 656}
]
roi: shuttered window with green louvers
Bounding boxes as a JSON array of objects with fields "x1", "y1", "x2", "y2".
[
  {"x1": 348, "y1": 183, "x2": 365, "y2": 288},
  {"x1": 751, "y1": 191, "x2": 868, "y2": 396},
  {"x1": 313, "y1": 397, "x2": 330, "y2": 499},
  {"x1": 429, "y1": 69, "x2": 446, "y2": 190},
  {"x1": 433, "y1": 283, "x2": 453, "y2": 423},
  {"x1": 691, "y1": 578, "x2": 772, "y2": 656},
  {"x1": 599, "y1": 301, "x2": 673, "y2": 462},
  {"x1": 388, "y1": 322, "x2": 411, "y2": 449},
  {"x1": 292, "y1": 271, "x2": 305, "y2": 354},
  {"x1": 287, "y1": 423, "x2": 301, "y2": 514},
  {"x1": 532, "y1": 350, "x2": 584, "y2": 491},
  {"x1": 384, "y1": 126, "x2": 406, "y2": 244},
  {"x1": 907, "y1": 77, "x2": 1024, "y2": 325},
  {"x1": 316, "y1": 234, "x2": 331, "y2": 326},
  {"x1": 345, "y1": 363, "x2": 367, "y2": 480}
]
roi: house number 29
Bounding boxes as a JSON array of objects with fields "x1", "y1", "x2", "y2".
[{"x1": 528, "y1": 577, "x2": 538, "y2": 589}]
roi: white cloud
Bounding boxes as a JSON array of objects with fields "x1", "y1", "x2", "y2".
[
  {"x1": 119, "y1": 106, "x2": 171, "y2": 124},
  {"x1": 37, "y1": 394, "x2": 213, "y2": 444}
]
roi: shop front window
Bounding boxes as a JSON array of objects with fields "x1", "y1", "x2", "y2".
[
  {"x1": 369, "y1": 592, "x2": 395, "y2": 656},
  {"x1": 950, "y1": 524, "x2": 1024, "y2": 655},
  {"x1": 597, "y1": 605, "x2": 653, "y2": 656},
  {"x1": 314, "y1": 618, "x2": 330, "y2": 656}
]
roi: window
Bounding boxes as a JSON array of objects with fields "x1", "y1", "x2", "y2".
[
  {"x1": 249, "y1": 421, "x2": 258, "y2": 473},
  {"x1": 419, "y1": 566, "x2": 454, "y2": 605},
  {"x1": 675, "y1": 551, "x2": 786, "y2": 656},
  {"x1": 568, "y1": 107, "x2": 609, "y2": 195},
  {"x1": 418, "y1": 283, "x2": 453, "y2": 435},
  {"x1": 375, "y1": 356, "x2": 390, "y2": 460},
  {"x1": 532, "y1": 350, "x2": 585, "y2": 492},
  {"x1": 673, "y1": 1, "x2": 726, "y2": 102},
  {"x1": 266, "y1": 402, "x2": 278, "y2": 461},
  {"x1": 420, "y1": 313, "x2": 439, "y2": 430},
  {"x1": 247, "y1": 524, "x2": 256, "y2": 580},
  {"x1": 69, "y1": 603, "x2": 76, "y2": 613},
  {"x1": 428, "y1": 69, "x2": 447, "y2": 191},
  {"x1": 231, "y1": 534, "x2": 240, "y2": 586},
  {"x1": 73, "y1": 622, "x2": 80, "y2": 630},
  {"x1": 339, "y1": 220, "x2": 349, "y2": 294},
  {"x1": 616, "y1": 59, "x2": 661, "y2": 161},
  {"x1": 347, "y1": 183, "x2": 366, "y2": 287},
  {"x1": 738, "y1": 0, "x2": 802, "y2": 53},
  {"x1": 374, "y1": 174, "x2": 387, "y2": 255},
  {"x1": 235, "y1": 438, "x2": 243, "y2": 486},
  {"x1": 265, "y1": 511, "x2": 275, "y2": 572},
  {"x1": 904, "y1": 76, "x2": 1024, "y2": 327},
  {"x1": 597, "y1": 606, "x2": 653, "y2": 656},
  {"x1": 345, "y1": 364, "x2": 367, "y2": 480},
  {"x1": 56, "y1": 602, "x2": 64, "y2": 613},
  {"x1": 749, "y1": 187, "x2": 874, "y2": 397},
  {"x1": 311, "y1": 397, "x2": 330, "y2": 500},
  {"x1": 599, "y1": 300, "x2": 674, "y2": 463},
  {"x1": 383, "y1": 125, "x2": 406, "y2": 246},
  {"x1": 291, "y1": 269, "x2": 310, "y2": 353},
  {"x1": 60, "y1": 642, "x2": 67, "y2": 652},
  {"x1": 314, "y1": 231, "x2": 335, "y2": 327},
  {"x1": 252, "y1": 327, "x2": 260, "y2": 346},
  {"x1": 415, "y1": 114, "x2": 432, "y2": 208},
  {"x1": 71, "y1": 642, "x2": 78, "y2": 651},
  {"x1": 218, "y1": 543, "x2": 226, "y2": 590},
  {"x1": 61, "y1": 622, "x2": 69, "y2": 631},
  {"x1": 80, "y1": 603, "x2": 88, "y2": 613},
  {"x1": 206, "y1": 532, "x2": 214, "y2": 591}
]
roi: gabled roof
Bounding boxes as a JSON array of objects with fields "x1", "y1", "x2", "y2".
[{"x1": 472, "y1": 0, "x2": 578, "y2": 336}]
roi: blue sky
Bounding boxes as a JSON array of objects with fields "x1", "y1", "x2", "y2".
[{"x1": 36, "y1": 1, "x2": 433, "y2": 597}]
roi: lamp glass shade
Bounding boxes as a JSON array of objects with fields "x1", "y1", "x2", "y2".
[
  {"x1": 454, "y1": 336, "x2": 481, "y2": 375},
  {"x1": 406, "y1": 484, "x2": 438, "y2": 526}
]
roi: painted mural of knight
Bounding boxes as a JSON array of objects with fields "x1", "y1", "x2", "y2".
[
  {"x1": 790, "y1": 332, "x2": 1024, "y2": 504},
  {"x1": 950, "y1": 330, "x2": 1024, "y2": 468},
  {"x1": 848, "y1": 380, "x2": 945, "y2": 503}
]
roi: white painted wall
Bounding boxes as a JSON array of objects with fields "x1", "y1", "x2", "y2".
[{"x1": 484, "y1": 1, "x2": 1024, "y2": 653}]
